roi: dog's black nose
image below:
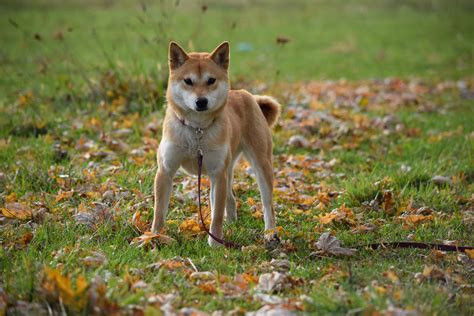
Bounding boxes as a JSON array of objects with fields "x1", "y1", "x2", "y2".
[{"x1": 195, "y1": 97, "x2": 208, "y2": 111}]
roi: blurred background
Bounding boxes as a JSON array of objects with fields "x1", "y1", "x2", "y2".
[{"x1": 1, "y1": 0, "x2": 473, "y2": 99}]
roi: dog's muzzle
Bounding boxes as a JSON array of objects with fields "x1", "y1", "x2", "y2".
[{"x1": 195, "y1": 97, "x2": 208, "y2": 111}]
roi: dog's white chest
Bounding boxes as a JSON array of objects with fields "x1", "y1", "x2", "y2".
[{"x1": 159, "y1": 128, "x2": 228, "y2": 176}]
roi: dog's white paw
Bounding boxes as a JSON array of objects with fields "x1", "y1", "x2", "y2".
[{"x1": 208, "y1": 236, "x2": 224, "y2": 247}]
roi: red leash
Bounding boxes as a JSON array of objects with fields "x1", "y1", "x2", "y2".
[
  {"x1": 363, "y1": 242, "x2": 473, "y2": 252},
  {"x1": 192, "y1": 127, "x2": 473, "y2": 253},
  {"x1": 195, "y1": 149, "x2": 473, "y2": 252},
  {"x1": 196, "y1": 134, "x2": 242, "y2": 249}
]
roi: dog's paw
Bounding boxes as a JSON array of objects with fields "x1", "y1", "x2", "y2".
[
  {"x1": 150, "y1": 224, "x2": 161, "y2": 234},
  {"x1": 208, "y1": 236, "x2": 224, "y2": 247},
  {"x1": 264, "y1": 233, "x2": 281, "y2": 251}
]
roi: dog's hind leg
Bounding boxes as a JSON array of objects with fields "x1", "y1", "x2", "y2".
[
  {"x1": 243, "y1": 149, "x2": 276, "y2": 232},
  {"x1": 225, "y1": 155, "x2": 240, "y2": 223}
]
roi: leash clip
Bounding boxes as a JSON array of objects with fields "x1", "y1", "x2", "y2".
[
  {"x1": 195, "y1": 128, "x2": 204, "y2": 138},
  {"x1": 195, "y1": 128, "x2": 204, "y2": 155}
]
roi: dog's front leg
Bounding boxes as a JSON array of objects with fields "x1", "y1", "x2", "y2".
[
  {"x1": 151, "y1": 141, "x2": 181, "y2": 233},
  {"x1": 208, "y1": 169, "x2": 227, "y2": 247},
  {"x1": 151, "y1": 168, "x2": 175, "y2": 233}
]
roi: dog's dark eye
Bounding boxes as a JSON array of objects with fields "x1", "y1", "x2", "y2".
[
  {"x1": 207, "y1": 78, "x2": 216, "y2": 85},
  {"x1": 184, "y1": 78, "x2": 193, "y2": 86}
]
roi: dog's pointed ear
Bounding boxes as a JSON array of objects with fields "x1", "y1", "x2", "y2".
[
  {"x1": 169, "y1": 41, "x2": 189, "y2": 70},
  {"x1": 210, "y1": 42, "x2": 230, "y2": 70}
]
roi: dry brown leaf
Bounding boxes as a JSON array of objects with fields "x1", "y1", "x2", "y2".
[
  {"x1": 1, "y1": 202, "x2": 33, "y2": 220},
  {"x1": 190, "y1": 271, "x2": 215, "y2": 282},
  {"x1": 383, "y1": 270, "x2": 400, "y2": 284},
  {"x1": 130, "y1": 231, "x2": 176, "y2": 247},
  {"x1": 399, "y1": 214, "x2": 433, "y2": 226},
  {"x1": 319, "y1": 204, "x2": 356, "y2": 226},
  {"x1": 315, "y1": 232, "x2": 356, "y2": 256},
  {"x1": 197, "y1": 281, "x2": 216, "y2": 294},
  {"x1": 256, "y1": 272, "x2": 290, "y2": 293},
  {"x1": 415, "y1": 265, "x2": 448, "y2": 283},
  {"x1": 382, "y1": 190, "x2": 394, "y2": 213},
  {"x1": 132, "y1": 211, "x2": 148, "y2": 233},
  {"x1": 82, "y1": 251, "x2": 107, "y2": 267}
]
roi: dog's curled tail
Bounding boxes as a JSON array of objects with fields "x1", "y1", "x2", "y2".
[{"x1": 254, "y1": 95, "x2": 281, "y2": 127}]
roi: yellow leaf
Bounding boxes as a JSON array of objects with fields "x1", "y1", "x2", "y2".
[
  {"x1": 179, "y1": 218, "x2": 206, "y2": 235},
  {"x1": 5, "y1": 192, "x2": 17, "y2": 203},
  {"x1": 247, "y1": 197, "x2": 256, "y2": 206},
  {"x1": 55, "y1": 190, "x2": 74, "y2": 202},
  {"x1": 43, "y1": 267, "x2": 88, "y2": 310},
  {"x1": 1, "y1": 202, "x2": 32, "y2": 220},
  {"x1": 465, "y1": 249, "x2": 474, "y2": 259},
  {"x1": 374, "y1": 285, "x2": 387, "y2": 295},
  {"x1": 400, "y1": 214, "x2": 433, "y2": 226},
  {"x1": 252, "y1": 210, "x2": 263, "y2": 219},
  {"x1": 319, "y1": 212, "x2": 338, "y2": 224},
  {"x1": 131, "y1": 231, "x2": 176, "y2": 247},
  {"x1": 384, "y1": 270, "x2": 400, "y2": 283}
]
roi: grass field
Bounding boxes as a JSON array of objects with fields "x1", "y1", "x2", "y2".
[{"x1": 1, "y1": 0, "x2": 473, "y2": 315}]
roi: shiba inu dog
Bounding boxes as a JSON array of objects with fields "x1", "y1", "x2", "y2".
[{"x1": 151, "y1": 41, "x2": 281, "y2": 247}]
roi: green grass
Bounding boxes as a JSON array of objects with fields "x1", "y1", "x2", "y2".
[
  {"x1": 1, "y1": 0, "x2": 473, "y2": 98},
  {"x1": 1, "y1": 0, "x2": 474, "y2": 315}
]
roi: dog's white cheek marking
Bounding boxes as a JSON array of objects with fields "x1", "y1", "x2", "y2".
[
  {"x1": 170, "y1": 80, "x2": 197, "y2": 111},
  {"x1": 207, "y1": 81, "x2": 228, "y2": 111}
]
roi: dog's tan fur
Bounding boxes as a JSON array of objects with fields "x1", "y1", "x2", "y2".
[{"x1": 152, "y1": 41, "x2": 281, "y2": 246}]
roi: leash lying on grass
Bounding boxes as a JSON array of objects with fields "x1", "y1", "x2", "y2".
[
  {"x1": 363, "y1": 242, "x2": 473, "y2": 252},
  {"x1": 195, "y1": 129, "x2": 473, "y2": 253}
]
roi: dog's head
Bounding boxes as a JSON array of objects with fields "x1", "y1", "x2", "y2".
[{"x1": 167, "y1": 42, "x2": 230, "y2": 113}]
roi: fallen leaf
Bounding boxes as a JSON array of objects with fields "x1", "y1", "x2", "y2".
[
  {"x1": 319, "y1": 204, "x2": 356, "y2": 226},
  {"x1": 431, "y1": 175, "x2": 452, "y2": 186},
  {"x1": 42, "y1": 267, "x2": 88, "y2": 310},
  {"x1": 382, "y1": 190, "x2": 395, "y2": 214},
  {"x1": 399, "y1": 214, "x2": 433, "y2": 226},
  {"x1": 247, "y1": 304, "x2": 299, "y2": 316},
  {"x1": 385, "y1": 305, "x2": 420, "y2": 316},
  {"x1": 256, "y1": 272, "x2": 297, "y2": 293},
  {"x1": 383, "y1": 270, "x2": 400, "y2": 284},
  {"x1": 253, "y1": 293, "x2": 285, "y2": 304},
  {"x1": 465, "y1": 249, "x2": 474, "y2": 259},
  {"x1": 416, "y1": 265, "x2": 448, "y2": 283},
  {"x1": 179, "y1": 218, "x2": 203, "y2": 235},
  {"x1": 131, "y1": 280, "x2": 148, "y2": 290},
  {"x1": 197, "y1": 281, "x2": 216, "y2": 294},
  {"x1": 288, "y1": 135, "x2": 309, "y2": 148},
  {"x1": 189, "y1": 271, "x2": 215, "y2": 281},
  {"x1": 132, "y1": 211, "x2": 148, "y2": 233},
  {"x1": 130, "y1": 231, "x2": 176, "y2": 247},
  {"x1": 1, "y1": 202, "x2": 32, "y2": 220},
  {"x1": 55, "y1": 189, "x2": 74, "y2": 202},
  {"x1": 82, "y1": 251, "x2": 107, "y2": 267},
  {"x1": 315, "y1": 232, "x2": 356, "y2": 256}
]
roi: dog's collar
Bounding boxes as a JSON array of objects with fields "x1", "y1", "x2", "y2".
[{"x1": 173, "y1": 112, "x2": 215, "y2": 130}]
